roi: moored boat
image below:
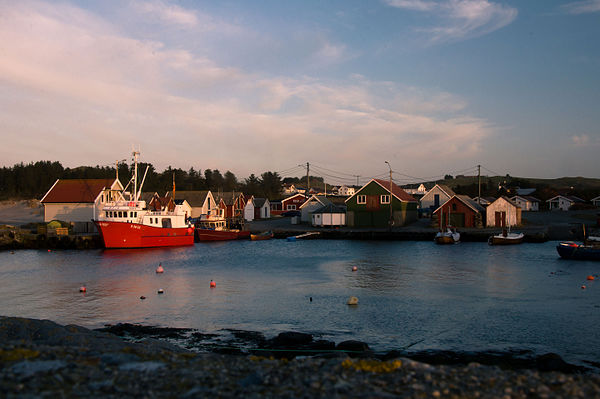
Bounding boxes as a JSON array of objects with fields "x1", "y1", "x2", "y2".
[
  {"x1": 488, "y1": 229, "x2": 524, "y2": 245},
  {"x1": 94, "y1": 151, "x2": 194, "y2": 249},
  {"x1": 435, "y1": 226, "x2": 460, "y2": 244},
  {"x1": 251, "y1": 231, "x2": 274, "y2": 241},
  {"x1": 557, "y1": 241, "x2": 600, "y2": 260},
  {"x1": 194, "y1": 215, "x2": 246, "y2": 241}
]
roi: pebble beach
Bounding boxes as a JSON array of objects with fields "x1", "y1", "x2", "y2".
[{"x1": 1, "y1": 316, "x2": 599, "y2": 398}]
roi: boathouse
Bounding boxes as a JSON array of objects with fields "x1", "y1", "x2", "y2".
[
  {"x1": 299, "y1": 195, "x2": 333, "y2": 222},
  {"x1": 433, "y1": 195, "x2": 484, "y2": 228},
  {"x1": 312, "y1": 204, "x2": 346, "y2": 227},
  {"x1": 486, "y1": 196, "x2": 521, "y2": 227},
  {"x1": 279, "y1": 193, "x2": 307, "y2": 215},
  {"x1": 420, "y1": 184, "x2": 456, "y2": 213},
  {"x1": 244, "y1": 195, "x2": 255, "y2": 221},
  {"x1": 345, "y1": 179, "x2": 417, "y2": 228},
  {"x1": 40, "y1": 178, "x2": 123, "y2": 233},
  {"x1": 173, "y1": 191, "x2": 218, "y2": 218},
  {"x1": 215, "y1": 192, "x2": 246, "y2": 219},
  {"x1": 253, "y1": 198, "x2": 271, "y2": 219}
]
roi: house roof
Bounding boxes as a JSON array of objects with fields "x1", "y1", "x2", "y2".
[
  {"x1": 592, "y1": 195, "x2": 600, "y2": 201},
  {"x1": 173, "y1": 191, "x2": 211, "y2": 207},
  {"x1": 41, "y1": 178, "x2": 119, "y2": 203},
  {"x1": 492, "y1": 196, "x2": 520, "y2": 208},
  {"x1": 433, "y1": 195, "x2": 485, "y2": 214},
  {"x1": 371, "y1": 179, "x2": 417, "y2": 202},
  {"x1": 546, "y1": 195, "x2": 585, "y2": 203},
  {"x1": 299, "y1": 195, "x2": 332, "y2": 209},
  {"x1": 214, "y1": 192, "x2": 244, "y2": 206},
  {"x1": 516, "y1": 188, "x2": 537, "y2": 196},
  {"x1": 511, "y1": 195, "x2": 540, "y2": 203},
  {"x1": 282, "y1": 193, "x2": 307, "y2": 203},
  {"x1": 313, "y1": 203, "x2": 346, "y2": 214},
  {"x1": 253, "y1": 198, "x2": 268, "y2": 207}
]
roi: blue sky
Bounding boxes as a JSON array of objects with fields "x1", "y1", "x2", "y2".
[{"x1": 1, "y1": 0, "x2": 599, "y2": 185}]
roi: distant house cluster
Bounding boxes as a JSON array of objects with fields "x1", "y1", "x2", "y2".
[{"x1": 40, "y1": 176, "x2": 600, "y2": 231}]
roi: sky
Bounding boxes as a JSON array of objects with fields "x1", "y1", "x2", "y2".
[{"x1": 1, "y1": 0, "x2": 599, "y2": 186}]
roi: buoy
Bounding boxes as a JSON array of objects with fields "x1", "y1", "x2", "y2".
[
  {"x1": 587, "y1": 275, "x2": 594, "y2": 281},
  {"x1": 310, "y1": 297, "x2": 313, "y2": 302},
  {"x1": 140, "y1": 296, "x2": 146, "y2": 300},
  {"x1": 156, "y1": 263, "x2": 164, "y2": 273},
  {"x1": 79, "y1": 286, "x2": 86, "y2": 293},
  {"x1": 47, "y1": 249, "x2": 51, "y2": 252},
  {"x1": 352, "y1": 266, "x2": 358, "y2": 272},
  {"x1": 347, "y1": 296, "x2": 358, "y2": 305},
  {"x1": 158, "y1": 288, "x2": 164, "y2": 294},
  {"x1": 210, "y1": 280, "x2": 216, "y2": 288},
  {"x1": 581, "y1": 285, "x2": 586, "y2": 290}
]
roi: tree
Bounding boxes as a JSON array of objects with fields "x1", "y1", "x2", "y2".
[
  {"x1": 223, "y1": 171, "x2": 238, "y2": 192},
  {"x1": 260, "y1": 171, "x2": 282, "y2": 198},
  {"x1": 243, "y1": 174, "x2": 261, "y2": 196}
]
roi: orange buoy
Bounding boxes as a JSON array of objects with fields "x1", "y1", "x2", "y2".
[
  {"x1": 210, "y1": 280, "x2": 216, "y2": 288},
  {"x1": 581, "y1": 285, "x2": 586, "y2": 290},
  {"x1": 156, "y1": 263, "x2": 164, "y2": 273},
  {"x1": 352, "y1": 266, "x2": 358, "y2": 272},
  {"x1": 587, "y1": 275, "x2": 595, "y2": 281},
  {"x1": 79, "y1": 286, "x2": 86, "y2": 293}
]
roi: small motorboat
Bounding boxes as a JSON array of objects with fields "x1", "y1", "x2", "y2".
[
  {"x1": 557, "y1": 241, "x2": 600, "y2": 261},
  {"x1": 251, "y1": 231, "x2": 274, "y2": 241},
  {"x1": 488, "y1": 229, "x2": 524, "y2": 245},
  {"x1": 434, "y1": 226, "x2": 460, "y2": 244}
]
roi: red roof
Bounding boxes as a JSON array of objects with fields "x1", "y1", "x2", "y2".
[
  {"x1": 373, "y1": 179, "x2": 417, "y2": 202},
  {"x1": 41, "y1": 179, "x2": 117, "y2": 203}
]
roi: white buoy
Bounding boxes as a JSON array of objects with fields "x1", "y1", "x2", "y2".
[
  {"x1": 158, "y1": 288, "x2": 164, "y2": 294},
  {"x1": 352, "y1": 266, "x2": 358, "y2": 272},
  {"x1": 347, "y1": 296, "x2": 358, "y2": 305}
]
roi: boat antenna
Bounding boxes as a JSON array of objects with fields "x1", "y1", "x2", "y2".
[{"x1": 137, "y1": 165, "x2": 150, "y2": 201}]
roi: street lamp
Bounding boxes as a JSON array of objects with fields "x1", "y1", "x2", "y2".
[{"x1": 385, "y1": 161, "x2": 393, "y2": 229}]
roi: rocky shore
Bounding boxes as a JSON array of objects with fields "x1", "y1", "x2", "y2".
[{"x1": 1, "y1": 316, "x2": 599, "y2": 398}]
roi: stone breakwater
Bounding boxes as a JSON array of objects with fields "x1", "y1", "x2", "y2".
[{"x1": 1, "y1": 317, "x2": 599, "y2": 398}]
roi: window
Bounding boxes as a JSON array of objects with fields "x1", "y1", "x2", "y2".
[
  {"x1": 287, "y1": 204, "x2": 296, "y2": 210},
  {"x1": 381, "y1": 195, "x2": 390, "y2": 204},
  {"x1": 357, "y1": 195, "x2": 366, "y2": 204},
  {"x1": 452, "y1": 204, "x2": 457, "y2": 211},
  {"x1": 118, "y1": 211, "x2": 123, "y2": 218}
]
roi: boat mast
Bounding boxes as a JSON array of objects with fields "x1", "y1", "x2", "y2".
[{"x1": 132, "y1": 150, "x2": 139, "y2": 202}]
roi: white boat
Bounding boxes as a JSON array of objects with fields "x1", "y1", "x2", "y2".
[
  {"x1": 488, "y1": 229, "x2": 524, "y2": 245},
  {"x1": 435, "y1": 226, "x2": 460, "y2": 244}
]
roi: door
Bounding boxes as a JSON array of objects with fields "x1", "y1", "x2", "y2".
[
  {"x1": 449, "y1": 213, "x2": 465, "y2": 228},
  {"x1": 494, "y1": 211, "x2": 506, "y2": 227}
]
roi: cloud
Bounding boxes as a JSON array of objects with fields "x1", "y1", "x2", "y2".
[
  {"x1": 561, "y1": 0, "x2": 600, "y2": 14},
  {"x1": 132, "y1": 0, "x2": 198, "y2": 27},
  {"x1": 384, "y1": 0, "x2": 518, "y2": 44},
  {"x1": 0, "y1": 0, "x2": 492, "y2": 179}
]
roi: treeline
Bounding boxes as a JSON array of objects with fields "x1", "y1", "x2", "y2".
[{"x1": 0, "y1": 161, "x2": 283, "y2": 200}]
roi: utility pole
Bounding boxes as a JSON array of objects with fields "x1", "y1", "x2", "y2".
[
  {"x1": 477, "y1": 164, "x2": 481, "y2": 205},
  {"x1": 306, "y1": 162, "x2": 310, "y2": 195},
  {"x1": 385, "y1": 161, "x2": 393, "y2": 230},
  {"x1": 355, "y1": 175, "x2": 360, "y2": 187}
]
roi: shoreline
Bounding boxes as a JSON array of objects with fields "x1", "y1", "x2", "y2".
[{"x1": 1, "y1": 316, "x2": 599, "y2": 397}]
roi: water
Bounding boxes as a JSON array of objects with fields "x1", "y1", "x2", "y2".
[{"x1": 1, "y1": 240, "x2": 599, "y2": 366}]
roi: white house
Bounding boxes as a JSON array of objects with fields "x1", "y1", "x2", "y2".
[
  {"x1": 511, "y1": 195, "x2": 540, "y2": 212},
  {"x1": 420, "y1": 184, "x2": 456, "y2": 211},
  {"x1": 337, "y1": 185, "x2": 356, "y2": 196},
  {"x1": 253, "y1": 198, "x2": 271, "y2": 219},
  {"x1": 299, "y1": 195, "x2": 333, "y2": 222},
  {"x1": 312, "y1": 204, "x2": 346, "y2": 227},
  {"x1": 404, "y1": 184, "x2": 427, "y2": 195},
  {"x1": 547, "y1": 195, "x2": 585, "y2": 211},
  {"x1": 486, "y1": 196, "x2": 521, "y2": 227},
  {"x1": 173, "y1": 191, "x2": 218, "y2": 218},
  {"x1": 244, "y1": 195, "x2": 255, "y2": 221},
  {"x1": 592, "y1": 196, "x2": 600, "y2": 207},
  {"x1": 40, "y1": 178, "x2": 124, "y2": 233}
]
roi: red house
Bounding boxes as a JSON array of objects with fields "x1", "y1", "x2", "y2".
[
  {"x1": 432, "y1": 195, "x2": 485, "y2": 228},
  {"x1": 275, "y1": 193, "x2": 307, "y2": 215}
]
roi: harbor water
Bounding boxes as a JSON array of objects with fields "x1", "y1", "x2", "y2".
[{"x1": 1, "y1": 240, "x2": 599, "y2": 366}]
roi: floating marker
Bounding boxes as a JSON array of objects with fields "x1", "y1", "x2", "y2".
[
  {"x1": 352, "y1": 266, "x2": 358, "y2": 272},
  {"x1": 156, "y1": 263, "x2": 164, "y2": 273},
  {"x1": 347, "y1": 296, "x2": 358, "y2": 305},
  {"x1": 140, "y1": 296, "x2": 146, "y2": 300},
  {"x1": 581, "y1": 285, "x2": 586, "y2": 290},
  {"x1": 587, "y1": 275, "x2": 595, "y2": 281},
  {"x1": 158, "y1": 288, "x2": 164, "y2": 294},
  {"x1": 79, "y1": 286, "x2": 86, "y2": 293},
  {"x1": 210, "y1": 280, "x2": 216, "y2": 288}
]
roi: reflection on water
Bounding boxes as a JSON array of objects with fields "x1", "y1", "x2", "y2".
[{"x1": 1, "y1": 240, "x2": 599, "y2": 366}]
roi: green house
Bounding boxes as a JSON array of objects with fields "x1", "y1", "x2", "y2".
[{"x1": 345, "y1": 179, "x2": 418, "y2": 227}]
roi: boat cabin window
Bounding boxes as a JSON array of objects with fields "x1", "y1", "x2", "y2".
[{"x1": 118, "y1": 211, "x2": 123, "y2": 218}]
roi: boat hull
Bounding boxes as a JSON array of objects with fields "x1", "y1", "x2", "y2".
[
  {"x1": 94, "y1": 221, "x2": 194, "y2": 249},
  {"x1": 250, "y1": 231, "x2": 274, "y2": 241},
  {"x1": 195, "y1": 229, "x2": 240, "y2": 241},
  {"x1": 488, "y1": 234, "x2": 524, "y2": 245},
  {"x1": 434, "y1": 236, "x2": 457, "y2": 244},
  {"x1": 557, "y1": 242, "x2": 600, "y2": 260}
]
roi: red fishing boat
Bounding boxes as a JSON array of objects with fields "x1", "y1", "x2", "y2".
[
  {"x1": 93, "y1": 151, "x2": 194, "y2": 249},
  {"x1": 194, "y1": 214, "x2": 249, "y2": 241}
]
